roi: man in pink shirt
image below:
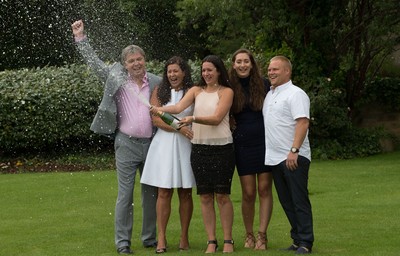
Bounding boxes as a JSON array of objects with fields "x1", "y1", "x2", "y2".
[{"x1": 72, "y1": 20, "x2": 161, "y2": 255}]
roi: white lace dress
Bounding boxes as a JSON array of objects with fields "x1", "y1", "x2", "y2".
[{"x1": 140, "y1": 89, "x2": 195, "y2": 188}]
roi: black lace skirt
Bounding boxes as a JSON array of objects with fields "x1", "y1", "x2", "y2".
[{"x1": 190, "y1": 143, "x2": 235, "y2": 194}]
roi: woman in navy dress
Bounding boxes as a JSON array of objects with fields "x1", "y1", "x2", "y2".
[{"x1": 229, "y1": 49, "x2": 273, "y2": 250}]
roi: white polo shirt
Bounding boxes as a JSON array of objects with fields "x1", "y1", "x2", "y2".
[{"x1": 262, "y1": 80, "x2": 311, "y2": 165}]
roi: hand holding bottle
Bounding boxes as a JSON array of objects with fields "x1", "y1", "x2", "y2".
[{"x1": 150, "y1": 105, "x2": 183, "y2": 130}]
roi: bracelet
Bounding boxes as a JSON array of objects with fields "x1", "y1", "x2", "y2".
[{"x1": 192, "y1": 115, "x2": 196, "y2": 122}]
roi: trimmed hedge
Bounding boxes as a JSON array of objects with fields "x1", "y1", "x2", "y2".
[
  {"x1": 0, "y1": 64, "x2": 108, "y2": 154},
  {"x1": 0, "y1": 60, "x2": 199, "y2": 155}
]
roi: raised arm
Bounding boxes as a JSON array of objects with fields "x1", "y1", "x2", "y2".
[{"x1": 71, "y1": 20, "x2": 110, "y2": 83}]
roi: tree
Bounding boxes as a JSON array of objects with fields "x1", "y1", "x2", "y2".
[
  {"x1": 0, "y1": 0, "x2": 139, "y2": 70},
  {"x1": 0, "y1": 0, "x2": 195, "y2": 70},
  {"x1": 176, "y1": 0, "x2": 400, "y2": 157},
  {"x1": 176, "y1": 0, "x2": 268, "y2": 56},
  {"x1": 0, "y1": 0, "x2": 81, "y2": 70},
  {"x1": 259, "y1": 0, "x2": 400, "y2": 116},
  {"x1": 176, "y1": 0, "x2": 400, "y2": 114}
]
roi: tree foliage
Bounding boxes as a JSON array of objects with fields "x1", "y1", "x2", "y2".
[
  {"x1": 176, "y1": 0, "x2": 268, "y2": 56},
  {"x1": 176, "y1": 0, "x2": 400, "y2": 113},
  {"x1": 0, "y1": 0, "x2": 81, "y2": 70},
  {"x1": 0, "y1": 0, "x2": 194, "y2": 70},
  {"x1": 1, "y1": 0, "x2": 399, "y2": 157},
  {"x1": 176, "y1": 0, "x2": 400, "y2": 158}
]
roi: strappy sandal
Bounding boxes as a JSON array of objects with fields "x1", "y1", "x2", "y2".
[
  {"x1": 254, "y1": 231, "x2": 267, "y2": 250},
  {"x1": 205, "y1": 240, "x2": 218, "y2": 253},
  {"x1": 223, "y1": 239, "x2": 234, "y2": 253},
  {"x1": 244, "y1": 232, "x2": 255, "y2": 248}
]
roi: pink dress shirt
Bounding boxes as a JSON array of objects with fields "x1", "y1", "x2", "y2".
[{"x1": 115, "y1": 73, "x2": 153, "y2": 138}]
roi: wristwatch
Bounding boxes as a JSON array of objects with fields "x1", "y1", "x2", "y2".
[{"x1": 290, "y1": 147, "x2": 299, "y2": 153}]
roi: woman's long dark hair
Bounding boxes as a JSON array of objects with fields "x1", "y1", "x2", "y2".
[
  {"x1": 229, "y1": 49, "x2": 267, "y2": 113},
  {"x1": 157, "y1": 56, "x2": 193, "y2": 106},
  {"x1": 198, "y1": 55, "x2": 232, "y2": 89}
]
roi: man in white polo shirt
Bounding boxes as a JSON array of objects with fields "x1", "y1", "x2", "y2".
[{"x1": 262, "y1": 56, "x2": 314, "y2": 254}]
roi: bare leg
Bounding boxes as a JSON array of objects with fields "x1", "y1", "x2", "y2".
[
  {"x1": 177, "y1": 188, "x2": 193, "y2": 250},
  {"x1": 200, "y1": 193, "x2": 217, "y2": 253},
  {"x1": 239, "y1": 175, "x2": 257, "y2": 248},
  {"x1": 216, "y1": 193, "x2": 234, "y2": 253},
  {"x1": 156, "y1": 188, "x2": 173, "y2": 251},
  {"x1": 255, "y1": 172, "x2": 273, "y2": 250}
]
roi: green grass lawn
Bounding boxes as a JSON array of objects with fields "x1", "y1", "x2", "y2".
[{"x1": 1, "y1": 151, "x2": 399, "y2": 256}]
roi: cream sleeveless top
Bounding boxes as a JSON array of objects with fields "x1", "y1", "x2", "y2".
[{"x1": 192, "y1": 89, "x2": 233, "y2": 145}]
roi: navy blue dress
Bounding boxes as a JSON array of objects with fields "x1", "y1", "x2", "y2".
[{"x1": 232, "y1": 77, "x2": 270, "y2": 176}]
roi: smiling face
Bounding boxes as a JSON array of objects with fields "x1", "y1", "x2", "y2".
[
  {"x1": 124, "y1": 52, "x2": 146, "y2": 79},
  {"x1": 267, "y1": 59, "x2": 291, "y2": 87},
  {"x1": 167, "y1": 63, "x2": 185, "y2": 89},
  {"x1": 201, "y1": 61, "x2": 220, "y2": 86},
  {"x1": 233, "y1": 52, "x2": 252, "y2": 78}
]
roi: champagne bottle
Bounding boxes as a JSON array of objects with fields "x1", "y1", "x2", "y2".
[{"x1": 156, "y1": 110, "x2": 180, "y2": 130}]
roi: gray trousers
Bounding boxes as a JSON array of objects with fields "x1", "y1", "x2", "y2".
[{"x1": 114, "y1": 132, "x2": 158, "y2": 248}]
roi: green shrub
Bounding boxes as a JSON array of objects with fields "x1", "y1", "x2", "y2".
[
  {"x1": 306, "y1": 77, "x2": 392, "y2": 159},
  {"x1": 307, "y1": 77, "x2": 351, "y2": 138},
  {"x1": 362, "y1": 77, "x2": 400, "y2": 111},
  {"x1": 312, "y1": 126, "x2": 385, "y2": 160},
  {"x1": 0, "y1": 64, "x2": 109, "y2": 154},
  {"x1": 0, "y1": 60, "x2": 189, "y2": 155}
]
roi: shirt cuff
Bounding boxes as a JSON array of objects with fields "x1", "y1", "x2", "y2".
[{"x1": 74, "y1": 35, "x2": 87, "y2": 42}]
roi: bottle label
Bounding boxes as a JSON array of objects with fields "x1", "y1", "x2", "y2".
[{"x1": 170, "y1": 119, "x2": 180, "y2": 129}]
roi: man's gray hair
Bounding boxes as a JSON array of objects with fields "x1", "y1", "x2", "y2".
[{"x1": 120, "y1": 45, "x2": 146, "y2": 64}]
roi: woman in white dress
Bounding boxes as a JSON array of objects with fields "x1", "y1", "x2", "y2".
[{"x1": 140, "y1": 56, "x2": 195, "y2": 254}]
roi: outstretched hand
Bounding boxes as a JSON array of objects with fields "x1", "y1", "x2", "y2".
[
  {"x1": 71, "y1": 20, "x2": 85, "y2": 38},
  {"x1": 179, "y1": 116, "x2": 195, "y2": 125}
]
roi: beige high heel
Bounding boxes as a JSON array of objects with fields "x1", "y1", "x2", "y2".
[
  {"x1": 254, "y1": 231, "x2": 267, "y2": 250},
  {"x1": 244, "y1": 232, "x2": 255, "y2": 248}
]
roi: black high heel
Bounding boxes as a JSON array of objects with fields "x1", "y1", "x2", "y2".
[
  {"x1": 223, "y1": 239, "x2": 234, "y2": 253},
  {"x1": 205, "y1": 240, "x2": 218, "y2": 253}
]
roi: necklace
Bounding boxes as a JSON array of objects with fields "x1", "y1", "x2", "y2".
[{"x1": 205, "y1": 84, "x2": 220, "y2": 93}]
